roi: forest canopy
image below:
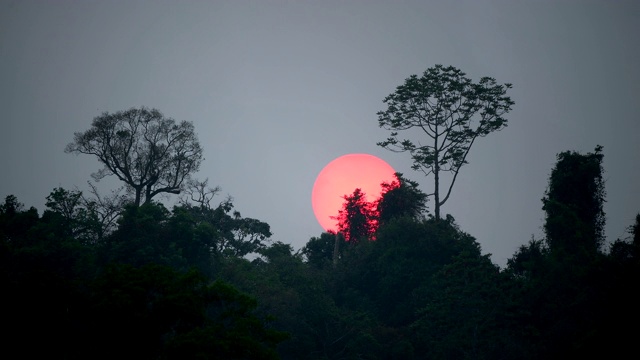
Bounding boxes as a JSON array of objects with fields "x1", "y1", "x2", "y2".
[{"x1": 3, "y1": 89, "x2": 639, "y2": 358}]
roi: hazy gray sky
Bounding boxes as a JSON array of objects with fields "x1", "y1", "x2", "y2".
[{"x1": 2, "y1": 0, "x2": 639, "y2": 267}]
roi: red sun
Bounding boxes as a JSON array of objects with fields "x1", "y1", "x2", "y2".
[{"x1": 312, "y1": 153, "x2": 396, "y2": 232}]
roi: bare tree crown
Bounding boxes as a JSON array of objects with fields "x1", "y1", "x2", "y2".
[{"x1": 66, "y1": 107, "x2": 203, "y2": 206}]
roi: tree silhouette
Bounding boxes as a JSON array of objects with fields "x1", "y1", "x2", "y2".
[
  {"x1": 66, "y1": 107, "x2": 203, "y2": 206},
  {"x1": 377, "y1": 64, "x2": 514, "y2": 220},
  {"x1": 542, "y1": 145, "x2": 606, "y2": 256},
  {"x1": 376, "y1": 172, "x2": 428, "y2": 226},
  {"x1": 332, "y1": 188, "x2": 376, "y2": 243}
]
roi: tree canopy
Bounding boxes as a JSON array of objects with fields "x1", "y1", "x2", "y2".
[
  {"x1": 4, "y1": 142, "x2": 640, "y2": 359},
  {"x1": 5, "y1": 94, "x2": 640, "y2": 359},
  {"x1": 377, "y1": 64, "x2": 514, "y2": 220},
  {"x1": 375, "y1": 172, "x2": 428, "y2": 225},
  {"x1": 332, "y1": 188, "x2": 376, "y2": 243},
  {"x1": 66, "y1": 107, "x2": 203, "y2": 206},
  {"x1": 542, "y1": 145, "x2": 606, "y2": 256}
]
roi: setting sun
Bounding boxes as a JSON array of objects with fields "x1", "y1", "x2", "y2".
[{"x1": 311, "y1": 153, "x2": 396, "y2": 232}]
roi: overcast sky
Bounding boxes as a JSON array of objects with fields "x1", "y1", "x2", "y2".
[{"x1": 2, "y1": 0, "x2": 639, "y2": 267}]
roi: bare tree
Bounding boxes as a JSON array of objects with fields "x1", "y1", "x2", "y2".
[
  {"x1": 83, "y1": 181, "x2": 130, "y2": 238},
  {"x1": 66, "y1": 107, "x2": 203, "y2": 206},
  {"x1": 179, "y1": 178, "x2": 221, "y2": 211},
  {"x1": 45, "y1": 183, "x2": 129, "y2": 243}
]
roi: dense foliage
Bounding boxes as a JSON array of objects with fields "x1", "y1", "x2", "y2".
[
  {"x1": 2, "y1": 105, "x2": 638, "y2": 359},
  {"x1": 3, "y1": 145, "x2": 638, "y2": 359}
]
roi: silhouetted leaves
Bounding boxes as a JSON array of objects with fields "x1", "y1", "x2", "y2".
[
  {"x1": 332, "y1": 188, "x2": 376, "y2": 244},
  {"x1": 378, "y1": 64, "x2": 514, "y2": 220},
  {"x1": 542, "y1": 145, "x2": 606, "y2": 257},
  {"x1": 376, "y1": 172, "x2": 428, "y2": 225},
  {"x1": 4, "y1": 111, "x2": 640, "y2": 359}
]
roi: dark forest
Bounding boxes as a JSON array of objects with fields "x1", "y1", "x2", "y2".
[
  {"x1": 3, "y1": 68, "x2": 639, "y2": 359},
  {"x1": 3, "y1": 142, "x2": 639, "y2": 360}
]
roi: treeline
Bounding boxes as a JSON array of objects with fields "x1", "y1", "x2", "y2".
[
  {"x1": 3, "y1": 66, "x2": 639, "y2": 358},
  {"x1": 2, "y1": 146, "x2": 639, "y2": 359}
]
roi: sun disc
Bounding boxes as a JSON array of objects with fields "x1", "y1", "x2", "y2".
[{"x1": 311, "y1": 153, "x2": 396, "y2": 232}]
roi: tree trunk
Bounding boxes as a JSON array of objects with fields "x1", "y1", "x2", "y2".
[
  {"x1": 134, "y1": 188, "x2": 142, "y2": 207},
  {"x1": 434, "y1": 153, "x2": 441, "y2": 221},
  {"x1": 333, "y1": 232, "x2": 341, "y2": 268},
  {"x1": 145, "y1": 186, "x2": 152, "y2": 205},
  {"x1": 434, "y1": 125, "x2": 441, "y2": 221}
]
